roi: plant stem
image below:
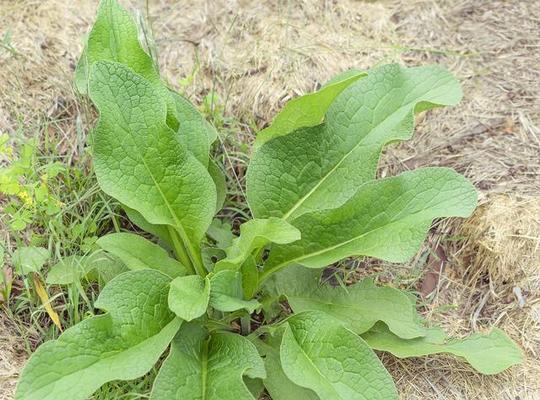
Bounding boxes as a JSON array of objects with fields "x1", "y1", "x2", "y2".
[
  {"x1": 168, "y1": 226, "x2": 195, "y2": 275},
  {"x1": 241, "y1": 314, "x2": 251, "y2": 335},
  {"x1": 258, "y1": 265, "x2": 281, "y2": 287},
  {"x1": 189, "y1": 247, "x2": 207, "y2": 277},
  {"x1": 169, "y1": 226, "x2": 207, "y2": 277},
  {"x1": 201, "y1": 338, "x2": 209, "y2": 392}
]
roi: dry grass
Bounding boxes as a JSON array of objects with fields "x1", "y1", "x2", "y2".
[
  {"x1": 384, "y1": 196, "x2": 540, "y2": 399},
  {"x1": 1, "y1": 0, "x2": 539, "y2": 399},
  {"x1": 0, "y1": 315, "x2": 25, "y2": 399}
]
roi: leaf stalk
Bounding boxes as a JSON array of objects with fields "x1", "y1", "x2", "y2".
[{"x1": 168, "y1": 226, "x2": 195, "y2": 275}]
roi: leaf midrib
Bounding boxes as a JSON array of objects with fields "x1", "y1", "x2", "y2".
[
  {"x1": 266, "y1": 208, "x2": 431, "y2": 279},
  {"x1": 30, "y1": 316, "x2": 178, "y2": 396},
  {"x1": 126, "y1": 123, "x2": 204, "y2": 270},
  {"x1": 98, "y1": 89, "x2": 198, "y2": 257},
  {"x1": 104, "y1": 1, "x2": 121, "y2": 61},
  {"x1": 285, "y1": 326, "x2": 343, "y2": 400},
  {"x1": 201, "y1": 338, "x2": 209, "y2": 400},
  {"x1": 281, "y1": 76, "x2": 448, "y2": 220}
]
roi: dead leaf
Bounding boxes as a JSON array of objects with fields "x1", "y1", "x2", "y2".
[
  {"x1": 32, "y1": 274, "x2": 62, "y2": 331},
  {"x1": 420, "y1": 243, "x2": 448, "y2": 298}
]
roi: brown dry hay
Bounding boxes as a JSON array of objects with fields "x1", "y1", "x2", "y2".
[
  {"x1": 0, "y1": 314, "x2": 25, "y2": 400},
  {"x1": 385, "y1": 195, "x2": 540, "y2": 399},
  {"x1": 1, "y1": 0, "x2": 539, "y2": 399},
  {"x1": 461, "y1": 196, "x2": 539, "y2": 287}
]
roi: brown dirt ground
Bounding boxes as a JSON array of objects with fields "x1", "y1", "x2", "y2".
[{"x1": 1, "y1": 0, "x2": 539, "y2": 399}]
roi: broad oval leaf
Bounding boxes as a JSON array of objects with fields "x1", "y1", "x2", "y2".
[
  {"x1": 97, "y1": 232, "x2": 185, "y2": 278},
  {"x1": 122, "y1": 159, "x2": 227, "y2": 238},
  {"x1": 15, "y1": 270, "x2": 181, "y2": 400},
  {"x1": 255, "y1": 335, "x2": 319, "y2": 400},
  {"x1": 75, "y1": 0, "x2": 179, "y2": 133},
  {"x1": 241, "y1": 256, "x2": 259, "y2": 299},
  {"x1": 208, "y1": 159, "x2": 227, "y2": 212},
  {"x1": 209, "y1": 270, "x2": 260, "y2": 313},
  {"x1": 247, "y1": 64, "x2": 462, "y2": 220},
  {"x1": 215, "y1": 217, "x2": 300, "y2": 271},
  {"x1": 77, "y1": 0, "x2": 222, "y2": 197},
  {"x1": 12, "y1": 246, "x2": 49, "y2": 275},
  {"x1": 89, "y1": 61, "x2": 216, "y2": 244},
  {"x1": 270, "y1": 265, "x2": 426, "y2": 339},
  {"x1": 280, "y1": 311, "x2": 398, "y2": 400},
  {"x1": 362, "y1": 322, "x2": 523, "y2": 375},
  {"x1": 46, "y1": 255, "x2": 91, "y2": 285},
  {"x1": 123, "y1": 204, "x2": 173, "y2": 247},
  {"x1": 207, "y1": 218, "x2": 235, "y2": 249},
  {"x1": 75, "y1": 0, "x2": 160, "y2": 94},
  {"x1": 81, "y1": 251, "x2": 128, "y2": 284},
  {"x1": 168, "y1": 275, "x2": 210, "y2": 321},
  {"x1": 263, "y1": 168, "x2": 477, "y2": 277},
  {"x1": 151, "y1": 323, "x2": 266, "y2": 400},
  {"x1": 254, "y1": 71, "x2": 366, "y2": 149},
  {"x1": 172, "y1": 91, "x2": 216, "y2": 168}
]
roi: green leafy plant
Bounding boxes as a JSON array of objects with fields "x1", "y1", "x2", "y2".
[
  {"x1": 15, "y1": 1, "x2": 522, "y2": 399},
  {"x1": 0, "y1": 134, "x2": 65, "y2": 232},
  {"x1": 2, "y1": 246, "x2": 49, "y2": 302}
]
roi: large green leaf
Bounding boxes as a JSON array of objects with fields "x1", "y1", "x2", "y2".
[
  {"x1": 254, "y1": 71, "x2": 366, "y2": 149},
  {"x1": 46, "y1": 255, "x2": 93, "y2": 285},
  {"x1": 76, "y1": 0, "x2": 221, "y2": 178},
  {"x1": 280, "y1": 311, "x2": 398, "y2": 400},
  {"x1": 207, "y1": 218, "x2": 235, "y2": 249},
  {"x1": 209, "y1": 270, "x2": 260, "y2": 313},
  {"x1": 215, "y1": 218, "x2": 300, "y2": 271},
  {"x1": 47, "y1": 252, "x2": 129, "y2": 286},
  {"x1": 82, "y1": 251, "x2": 128, "y2": 284},
  {"x1": 255, "y1": 335, "x2": 319, "y2": 400},
  {"x1": 171, "y1": 92, "x2": 217, "y2": 168},
  {"x1": 89, "y1": 61, "x2": 216, "y2": 245},
  {"x1": 123, "y1": 204, "x2": 173, "y2": 247},
  {"x1": 15, "y1": 270, "x2": 181, "y2": 400},
  {"x1": 262, "y1": 168, "x2": 476, "y2": 278},
  {"x1": 208, "y1": 159, "x2": 227, "y2": 212},
  {"x1": 97, "y1": 232, "x2": 185, "y2": 278},
  {"x1": 12, "y1": 246, "x2": 49, "y2": 275},
  {"x1": 75, "y1": 0, "x2": 160, "y2": 94},
  {"x1": 323, "y1": 68, "x2": 364, "y2": 87},
  {"x1": 241, "y1": 256, "x2": 259, "y2": 299},
  {"x1": 270, "y1": 265, "x2": 425, "y2": 339},
  {"x1": 75, "y1": 0, "x2": 176, "y2": 132},
  {"x1": 362, "y1": 322, "x2": 523, "y2": 375},
  {"x1": 244, "y1": 377, "x2": 265, "y2": 399},
  {"x1": 151, "y1": 323, "x2": 266, "y2": 400},
  {"x1": 168, "y1": 275, "x2": 210, "y2": 321},
  {"x1": 247, "y1": 64, "x2": 462, "y2": 220}
]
